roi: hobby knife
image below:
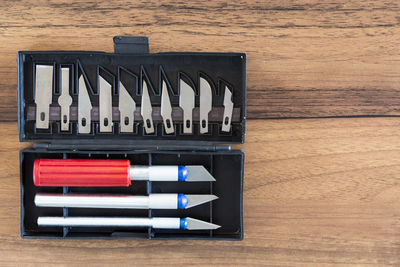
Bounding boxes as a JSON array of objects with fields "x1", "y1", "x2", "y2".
[
  {"x1": 38, "y1": 216, "x2": 220, "y2": 230},
  {"x1": 33, "y1": 159, "x2": 216, "y2": 187},
  {"x1": 35, "y1": 193, "x2": 218, "y2": 210}
]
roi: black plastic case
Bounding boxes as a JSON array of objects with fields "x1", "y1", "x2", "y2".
[{"x1": 18, "y1": 37, "x2": 246, "y2": 240}]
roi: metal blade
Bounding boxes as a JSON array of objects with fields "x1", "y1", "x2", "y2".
[
  {"x1": 222, "y1": 86, "x2": 233, "y2": 132},
  {"x1": 99, "y1": 76, "x2": 113, "y2": 132},
  {"x1": 118, "y1": 82, "x2": 136, "y2": 133},
  {"x1": 185, "y1": 194, "x2": 218, "y2": 209},
  {"x1": 35, "y1": 65, "x2": 53, "y2": 129},
  {"x1": 186, "y1": 217, "x2": 221, "y2": 230},
  {"x1": 78, "y1": 76, "x2": 92, "y2": 134},
  {"x1": 179, "y1": 79, "x2": 195, "y2": 134},
  {"x1": 58, "y1": 67, "x2": 72, "y2": 131},
  {"x1": 199, "y1": 77, "x2": 212, "y2": 134},
  {"x1": 141, "y1": 80, "x2": 154, "y2": 134},
  {"x1": 185, "y1": 166, "x2": 216, "y2": 182},
  {"x1": 161, "y1": 80, "x2": 174, "y2": 134}
]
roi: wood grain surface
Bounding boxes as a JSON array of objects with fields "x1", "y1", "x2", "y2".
[
  {"x1": 1, "y1": 0, "x2": 400, "y2": 120},
  {"x1": 2, "y1": 119, "x2": 400, "y2": 265},
  {"x1": 1, "y1": 0, "x2": 400, "y2": 266}
]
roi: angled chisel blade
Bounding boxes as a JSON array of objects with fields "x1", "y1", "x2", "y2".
[
  {"x1": 141, "y1": 80, "x2": 154, "y2": 134},
  {"x1": 179, "y1": 79, "x2": 195, "y2": 134},
  {"x1": 222, "y1": 86, "x2": 233, "y2": 132},
  {"x1": 58, "y1": 67, "x2": 72, "y2": 131},
  {"x1": 118, "y1": 82, "x2": 136, "y2": 133},
  {"x1": 35, "y1": 65, "x2": 53, "y2": 129},
  {"x1": 199, "y1": 77, "x2": 212, "y2": 134},
  {"x1": 185, "y1": 194, "x2": 218, "y2": 209},
  {"x1": 78, "y1": 76, "x2": 92, "y2": 134},
  {"x1": 185, "y1": 166, "x2": 216, "y2": 182},
  {"x1": 186, "y1": 217, "x2": 221, "y2": 230},
  {"x1": 161, "y1": 80, "x2": 174, "y2": 134},
  {"x1": 99, "y1": 76, "x2": 113, "y2": 132}
]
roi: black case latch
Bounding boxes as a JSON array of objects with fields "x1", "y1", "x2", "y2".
[{"x1": 113, "y1": 36, "x2": 149, "y2": 54}]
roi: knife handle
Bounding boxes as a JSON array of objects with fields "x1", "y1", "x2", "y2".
[{"x1": 33, "y1": 159, "x2": 131, "y2": 187}]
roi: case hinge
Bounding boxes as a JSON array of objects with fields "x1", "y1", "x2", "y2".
[
  {"x1": 37, "y1": 142, "x2": 231, "y2": 152},
  {"x1": 33, "y1": 143, "x2": 49, "y2": 149}
]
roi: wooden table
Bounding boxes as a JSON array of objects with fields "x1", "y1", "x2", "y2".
[{"x1": 1, "y1": 1, "x2": 400, "y2": 265}]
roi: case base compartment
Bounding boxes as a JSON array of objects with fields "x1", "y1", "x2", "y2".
[{"x1": 20, "y1": 149, "x2": 243, "y2": 240}]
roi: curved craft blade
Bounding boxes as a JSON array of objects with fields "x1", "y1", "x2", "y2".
[
  {"x1": 78, "y1": 76, "x2": 92, "y2": 134},
  {"x1": 99, "y1": 76, "x2": 113, "y2": 132},
  {"x1": 141, "y1": 80, "x2": 154, "y2": 134},
  {"x1": 221, "y1": 86, "x2": 233, "y2": 132},
  {"x1": 161, "y1": 80, "x2": 174, "y2": 134},
  {"x1": 200, "y1": 77, "x2": 212, "y2": 134},
  {"x1": 179, "y1": 79, "x2": 195, "y2": 134},
  {"x1": 119, "y1": 82, "x2": 136, "y2": 133}
]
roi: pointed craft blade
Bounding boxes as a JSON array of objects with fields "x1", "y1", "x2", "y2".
[
  {"x1": 179, "y1": 79, "x2": 195, "y2": 133},
  {"x1": 119, "y1": 82, "x2": 136, "y2": 133},
  {"x1": 222, "y1": 86, "x2": 233, "y2": 132},
  {"x1": 199, "y1": 77, "x2": 212, "y2": 134},
  {"x1": 185, "y1": 166, "x2": 216, "y2": 182},
  {"x1": 186, "y1": 217, "x2": 221, "y2": 230},
  {"x1": 78, "y1": 75, "x2": 93, "y2": 134},
  {"x1": 99, "y1": 76, "x2": 113, "y2": 132},
  {"x1": 185, "y1": 194, "x2": 218, "y2": 209},
  {"x1": 161, "y1": 81, "x2": 174, "y2": 134},
  {"x1": 141, "y1": 80, "x2": 154, "y2": 134}
]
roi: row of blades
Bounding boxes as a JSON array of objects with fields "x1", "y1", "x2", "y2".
[{"x1": 35, "y1": 65, "x2": 234, "y2": 134}]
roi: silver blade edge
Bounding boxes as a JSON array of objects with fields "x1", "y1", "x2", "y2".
[
  {"x1": 185, "y1": 194, "x2": 218, "y2": 209},
  {"x1": 186, "y1": 217, "x2": 221, "y2": 230},
  {"x1": 185, "y1": 166, "x2": 216, "y2": 182}
]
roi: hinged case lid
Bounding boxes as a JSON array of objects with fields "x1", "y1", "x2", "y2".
[{"x1": 17, "y1": 36, "x2": 246, "y2": 146}]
